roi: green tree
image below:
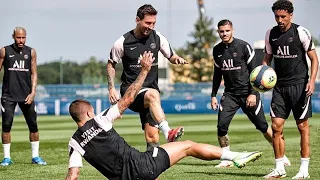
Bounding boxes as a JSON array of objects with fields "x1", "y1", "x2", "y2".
[
  {"x1": 312, "y1": 36, "x2": 320, "y2": 46},
  {"x1": 82, "y1": 56, "x2": 107, "y2": 84},
  {"x1": 171, "y1": 17, "x2": 218, "y2": 83}
]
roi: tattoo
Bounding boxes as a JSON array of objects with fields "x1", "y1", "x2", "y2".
[
  {"x1": 218, "y1": 135, "x2": 229, "y2": 147},
  {"x1": 106, "y1": 62, "x2": 116, "y2": 90},
  {"x1": 31, "y1": 48, "x2": 38, "y2": 94},
  {"x1": 65, "y1": 168, "x2": 79, "y2": 180},
  {"x1": 117, "y1": 69, "x2": 148, "y2": 113}
]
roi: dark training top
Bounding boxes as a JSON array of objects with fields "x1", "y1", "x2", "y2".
[
  {"x1": 265, "y1": 23, "x2": 315, "y2": 87},
  {"x1": 212, "y1": 38, "x2": 258, "y2": 97},
  {"x1": 2, "y1": 44, "x2": 32, "y2": 102}
]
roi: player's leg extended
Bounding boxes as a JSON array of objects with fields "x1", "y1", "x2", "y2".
[
  {"x1": 143, "y1": 88, "x2": 183, "y2": 142},
  {"x1": 19, "y1": 102, "x2": 46, "y2": 165},
  {"x1": 264, "y1": 87, "x2": 289, "y2": 178},
  {"x1": 242, "y1": 94, "x2": 291, "y2": 167},
  {"x1": 291, "y1": 84, "x2": 311, "y2": 179},
  {"x1": 215, "y1": 94, "x2": 239, "y2": 168},
  {"x1": 241, "y1": 94, "x2": 272, "y2": 144},
  {"x1": 160, "y1": 141, "x2": 262, "y2": 168},
  {"x1": 0, "y1": 98, "x2": 16, "y2": 166},
  {"x1": 217, "y1": 94, "x2": 239, "y2": 148},
  {"x1": 140, "y1": 111, "x2": 160, "y2": 150}
]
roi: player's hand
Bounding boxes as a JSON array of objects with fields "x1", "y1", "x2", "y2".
[
  {"x1": 25, "y1": 92, "x2": 35, "y2": 104},
  {"x1": 109, "y1": 87, "x2": 120, "y2": 105},
  {"x1": 211, "y1": 97, "x2": 218, "y2": 111},
  {"x1": 171, "y1": 55, "x2": 188, "y2": 65},
  {"x1": 246, "y1": 94, "x2": 256, "y2": 108},
  {"x1": 140, "y1": 51, "x2": 155, "y2": 71},
  {"x1": 305, "y1": 80, "x2": 315, "y2": 96}
]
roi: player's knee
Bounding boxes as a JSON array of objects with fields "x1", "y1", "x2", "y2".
[
  {"x1": 183, "y1": 140, "x2": 195, "y2": 147},
  {"x1": 145, "y1": 89, "x2": 160, "y2": 102},
  {"x1": 271, "y1": 123, "x2": 282, "y2": 134},
  {"x1": 296, "y1": 120, "x2": 308, "y2": 132}
]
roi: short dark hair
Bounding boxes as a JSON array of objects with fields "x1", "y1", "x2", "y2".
[
  {"x1": 272, "y1": 0, "x2": 294, "y2": 13},
  {"x1": 217, "y1": 19, "x2": 233, "y2": 28},
  {"x1": 136, "y1": 4, "x2": 157, "y2": 20},
  {"x1": 69, "y1": 99, "x2": 92, "y2": 122}
]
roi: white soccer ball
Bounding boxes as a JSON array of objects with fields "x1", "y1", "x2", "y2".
[{"x1": 250, "y1": 65, "x2": 277, "y2": 92}]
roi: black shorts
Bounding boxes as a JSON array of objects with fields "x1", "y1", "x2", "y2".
[
  {"x1": 121, "y1": 88, "x2": 158, "y2": 130},
  {"x1": 217, "y1": 93, "x2": 268, "y2": 135},
  {"x1": 123, "y1": 147, "x2": 170, "y2": 180},
  {"x1": 1, "y1": 97, "x2": 38, "y2": 132},
  {"x1": 270, "y1": 83, "x2": 312, "y2": 120}
]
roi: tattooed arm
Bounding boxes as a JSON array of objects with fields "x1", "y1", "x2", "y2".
[
  {"x1": 107, "y1": 61, "x2": 119, "y2": 104},
  {"x1": 65, "y1": 167, "x2": 80, "y2": 180},
  {"x1": 25, "y1": 48, "x2": 38, "y2": 104},
  {"x1": 117, "y1": 51, "x2": 154, "y2": 114}
]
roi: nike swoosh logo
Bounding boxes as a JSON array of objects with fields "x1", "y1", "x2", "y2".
[
  {"x1": 218, "y1": 55, "x2": 222, "y2": 57},
  {"x1": 9, "y1": 55, "x2": 15, "y2": 58},
  {"x1": 130, "y1": 47, "x2": 137, "y2": 50},
  {"x1": 272, "y1": 39, "x2": 277, "y2": 41}
]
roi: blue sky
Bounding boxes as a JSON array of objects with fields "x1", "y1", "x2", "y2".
[{"x1": 0, "y1": 0, "x2": 318, "y2": 64}]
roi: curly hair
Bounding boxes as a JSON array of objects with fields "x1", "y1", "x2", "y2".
[
  {"x1": 272, "y1": 0, "x2": 294, "y2": 13},
  {"x1": 136, "y1": 4, "x2": 158, "y2": 20}
]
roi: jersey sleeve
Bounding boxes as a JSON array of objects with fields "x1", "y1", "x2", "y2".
[
  {"x1": 68, "y1": 139, "x2": 83, "y2": 168},
  {"x1": 297, "y1": 26, "x2": 315, "y2": 52},
  {"x1": 243, "y1": 43, "x2": 258, "y2": 95},
  {"x1": 156, "y1": 31, "x2": 174, "y2": 59},
  {"x1": 264, "y1": 29, "x2": 272, "y2": 55},
  {"x1": 109, "y1": 36, "x2": 125, "y2": 63},
  {"x1": 211, "y1": 62, "x2": 222, "y2": 97},
  {"x1": 94, "y1": 104, "x2": 121, "y2": 131}
]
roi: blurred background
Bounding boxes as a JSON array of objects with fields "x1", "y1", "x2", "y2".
[{"x1": 0, "y1": 0, "x2": 319, "y2": 115}]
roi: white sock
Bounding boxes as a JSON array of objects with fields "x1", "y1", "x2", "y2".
[
  {"x1": 3, "y1": 143, "x2": 11, "y2": 159},
  {"x1": 221, "y1": 150, "x2": 238, "y2": 161},
  {"x1": 31, "y1": 141, "x2": 39, "y2": 158},
  {"x1": 222, "y1": 146, "x2": 230, "y2": 151},
  {"x1": 275, "y1": 157, "x2": 285, "y2": 170},
  {"x1": 300, "y1": 158, "x2": 310, "y2": 173},
  {"x1": 158, "y1": 120, "x2": 171, "y2": 139}
]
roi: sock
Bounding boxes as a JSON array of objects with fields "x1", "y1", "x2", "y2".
[
  {"x1": 221, "y1": 149, "x2": 238, "y2": 161},
  {"x1": 222, "y1": 146, "x2": 230, "y2": 151},
  {"x1": 146, "y1": 142, "x2": 160, "y2": 151},
  {"x1": 31, "y1": 141, "x2": 39, "y2": 158},
  {"x1": 300, "y1": 158, "x2": 310, "y2": 173},
  {"x1": 3, "y1": 143, "x2": 11, "y2": 159},
  {"x1": 275, "y1": 157, "x2": 285, "y2": 170},
  {"x1": 158, "y1": 120, "x2": 171, "y2": 139}
]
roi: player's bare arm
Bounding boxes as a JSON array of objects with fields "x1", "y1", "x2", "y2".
[
  {"x1": 65, "y1": 167, "x2": 80, "y2": 180},
  {"x1": 169, "y1": 54, "x2": 188, "y2": 65},
  {"x1": 262, "y1": 54, "x2": 273, "y2": 66},
  {"x1": 25, "y1": 48, "x2": 38, "y2": 104},
  {"x1": 0, "y1": 47, "x2": 5, "y2": 71},
  {"x1": 107, "y1": 61, "x2": 119, "y2": 104},
  {"x1": 117, "y1": 51, "x2": 154, "y2": 114},
  {"x1": 305, "y1": 49, "x2": 319, "y2": 96}
]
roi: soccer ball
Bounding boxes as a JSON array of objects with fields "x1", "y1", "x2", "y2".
[{"x1": 250, "y1": 65, "x2": 277, "y2": 92}]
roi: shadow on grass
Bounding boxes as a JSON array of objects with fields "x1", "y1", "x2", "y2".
[{"x1": 184, "y1": 171, "x2": 265, "y2": 177}]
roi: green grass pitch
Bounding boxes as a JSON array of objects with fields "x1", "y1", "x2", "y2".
[{"x1": 0, "y1": 114, "x2": 319, "y2": 180}]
